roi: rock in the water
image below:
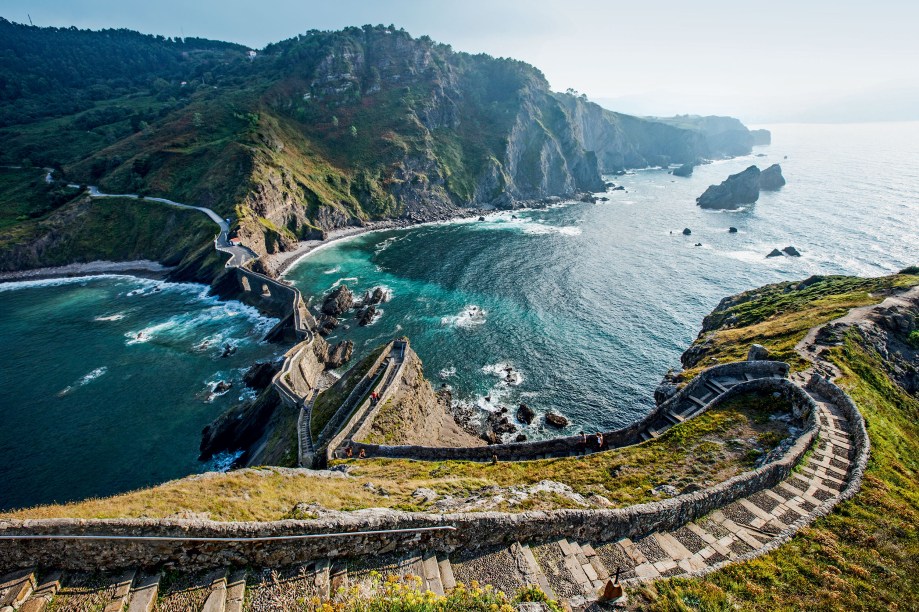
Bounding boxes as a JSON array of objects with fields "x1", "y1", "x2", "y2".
[
  {"x1": 729, "y1": 226, "x2": 738, "y2": 233},
  {"x1": 213, "y1": 380, "x2": 232, "y2": 394},
  {"x1": 767, "y1": 248, "x2": 784, "y2": 258},
  {"x1": 478, "y1": 216, "x2": 486, "y2": 221},
  {"x1": 327, "y1": 340, "x2": 354, "y2": 368},
  {"x1": 682, "y1": 227, "x2": 692, "y2": 236},
  {"x1": 611, "y1": 185, "x2": 625, "y2": 191},
  {"x1": 750, "y1": 129, "x2": 772, "y2": 145},
  {"x1": 696, "y1": 165, "x2": 761, "y2": 209},
  {"x1": 322, "y1": 285, "x2": 354, "y2": 316},
  {"x1": 514, "y1": 434, "x2": 527, "y2": 442},
  {"x1": 358, "y1": 305, "x2": 377, "y2": 326},
  {"x1": 244, "y1": 361, "x2": 281, "y2": 390},
  {"x1": 364, "y1": 286, "x2": 389, "y2": 306},
  {"x1": 782, "y1": 245, "x2": 801, "y2": 257},
  {"x1": 671, "y1": 162, "x2": 694, "y2": 177},
  {"x1": 517, "y1": 403, "x2": 536, "y2": 425},
  {"x1": 759, "y1": 163, "x2": 786, "y2": 190},
  {"x1": 545, "y1": 412, "x2": 569, "y2": 428},
  {"x1": 747, "y1": 344, "x2": 770, "y2": 361}
]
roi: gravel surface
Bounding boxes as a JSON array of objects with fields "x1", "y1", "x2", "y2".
[{"x1": 451, "y1": 546, "x2": 524, "y2": 597}]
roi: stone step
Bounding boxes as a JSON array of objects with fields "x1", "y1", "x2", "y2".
[
  {"x1": 688, "y1": 395, "x2": 708, "y2": 408},
  {"x1": 18, "y1": 572, "x2": 61, "y2": 612},
  {"x1": 0, "y1": 568, "x2": 36, "y2": 609},
  {"x1": 126, "y1": 573, "x2": 160, "y2": 612},
  {"x1": 223, "y1": 571, "x2": 246, "y2": 612},
  {"x1": 103, "y1": 570, "x2": 137, "y2": 612},
  {"x1": 156, "y1": 568, "x2": 226, "y2": 611},
  {"x1": 201, "y1": 569, "x2": 229, "y2": 612},
  {"x1": 437, "y1": 557, "x2": 456, "y2": 592},
  {"x1": 421, "y1": 553, "x2": 444, "y2": 596},
  {"x1": 513, "y1": 542, "x2": 555, "y2": 600},
  {"x1": 708, "y1": 378, "x2": 730, "y2": 393},
  {"x1": 529, "y1": 539, "x2": 594, "y2": 607},
  {"x1": 244, "y1": 562, "x2": 328, "y2": 609}
]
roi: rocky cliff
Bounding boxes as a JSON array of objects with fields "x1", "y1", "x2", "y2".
[
  {"x1": 1, "y1": 24, "x2": 765, "y2": 281},
  {"x1": 357, "y1": 345, "x2": 484, "y2": 447}
]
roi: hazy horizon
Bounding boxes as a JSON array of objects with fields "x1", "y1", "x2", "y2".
[{"x1": 4, "y1": 0, "x2": 918, "y2": 123}]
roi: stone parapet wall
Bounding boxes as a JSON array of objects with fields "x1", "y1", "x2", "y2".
[
  {"x1": 315, "y1": 342, "x2": 394, "y2": 451},
  {"x1": 0, "y1": 378, "x2": 818, "y2": 571},
  {"x1": 348, "y1": 360, "x2": 790, "y2": 462}
]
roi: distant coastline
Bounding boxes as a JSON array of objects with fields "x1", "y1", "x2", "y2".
[{"x1": 0, "y1": 260, "x2": 174, "y2": 284}]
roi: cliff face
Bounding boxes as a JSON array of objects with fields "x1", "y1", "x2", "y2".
[{"x1": 1, "y1": 24, "x2": 764, "y2": 279}]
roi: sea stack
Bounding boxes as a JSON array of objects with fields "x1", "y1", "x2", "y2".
[
  {"x1": 696, "y1": 165, "x2": 761, "y2": 209},
  {"x1": 759, "y1": 164, "x2": 786, "y2": 190}
]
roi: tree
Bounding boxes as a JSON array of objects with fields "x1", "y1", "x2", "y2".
[
  {"x1": 331, "y1": 115, "x2": 339, "y2": 127},
  {"x1": 192, "y1": 112, "x2": 204, "y2": 129},
  {"x1": 350, "y1": 125, "x2": 358, "y2": 138}
]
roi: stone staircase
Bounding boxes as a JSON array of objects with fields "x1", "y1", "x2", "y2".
[
  {"x1": 0, "y1": 386, "x2": 855, "y2": 611},
  {"x1": 639, "y1": 371, "x2": 787, "y2": 441}
]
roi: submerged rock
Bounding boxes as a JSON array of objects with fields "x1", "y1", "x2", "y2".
[
  {"x1": 760, "y1": 163, "x2": 786, "y2": 190},
  {"x1": 696, "y1": 165, "x2": 761, "y2": 209}
]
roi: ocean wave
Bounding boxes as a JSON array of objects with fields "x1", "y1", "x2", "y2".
[
  {"x1": 205, "y1": 450, "x2": 243, "y2": 472},
  {"x1": 439, "y1": 366, "x2": 457, "y2": 379},
  {"x1": 441, "y1": 305, "x2": 487, "y2": 328},
  {"x1": 0, "y1": 274, "x2": 146, "y2": 293},
  {"x1": 330, "y1": 277, "x2": 359, "y2": 289},
  {"x1": 482, "y1": 362, "x2": 524, "y2": 386},
  {"x1": 57, "y1": 366, "x2": 108, "y2": 396},
  {"x1": 323, "y1": 265, "x2": 342, "y2": 274},
  {"x1": 94, "y1": 312, "x2": 125, "y2": 322}
]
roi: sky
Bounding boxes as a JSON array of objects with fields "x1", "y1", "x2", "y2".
[{"x1": 5, "y1": 0, "x2": 919, "y2": 123}]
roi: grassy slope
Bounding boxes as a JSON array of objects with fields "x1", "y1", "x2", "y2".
[
  {"x1": 680, "y1": 274, "x2": 919, "y2": 379},
  {"x1": 635, "y1": 273, "x2": 919, "y2": 611},
  {"x1": 3, "y1": 391, "x2": 791, "y2": 520}
]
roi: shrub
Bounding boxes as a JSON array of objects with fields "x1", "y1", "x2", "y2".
[
  {"x1": 908, "y1": 330, "x2": 919, "y2": 349},
  {"x1": 899, "y1": 265, "x2": 919, "y2": 275}
]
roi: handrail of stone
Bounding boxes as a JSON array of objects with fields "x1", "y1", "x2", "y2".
[
  {"x1": 346, "y1": 360, "x2": 790, "y2": 462},
  {"x1": 273, "y1": 344, "x2": 306, "y2": 409},
  {"x1": 671, "y1": 372, "x2": 871, "y2": 581},
  {"x1": 320, "y1": 359, "x2": 395, "y2": 458},
  {"x1": 313, "y1": 343, "x2": 394, "y2": 448},
  {"x1": 0, "y1": 378, "x2": 819, "y2": 571},
  {"x1": 327, "y1": 352, "x2": 409, "y2": 460}
]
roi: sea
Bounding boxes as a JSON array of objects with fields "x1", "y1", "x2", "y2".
[{"x1": 1, "y1": 122, "x2": 916, "y2": 511}]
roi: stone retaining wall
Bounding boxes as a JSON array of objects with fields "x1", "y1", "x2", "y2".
[
  {"x1": 0, "y1": 378, "x2": 818, "y2": 571},
  {"x1": 346, "y1": 360, "x2": 790, "y2": 462}
]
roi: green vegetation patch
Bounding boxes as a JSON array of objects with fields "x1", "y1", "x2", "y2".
[
  {"x1": 681, "y1": 273, "x2": 919, "y2": 378},
  {"x1": 5, "y1": 388, "x2": 796, "y2": 520}
]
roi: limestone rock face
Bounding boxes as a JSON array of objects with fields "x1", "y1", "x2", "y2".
[
  {"x1": 244, "y1": 360, "x2": 281, "y2": 390},
  {"x1": 759, "y1": 164, "x2": 786, "y2": 190},
  {"x1": 322, "y1": 285, "x2": 354, "y2": 316},
  {"x1": 696, "y1": 165, "x2": 761, "y2": 209},
  {"x1": 747, "y1": 344, "x2": 770, "y2": 361}
]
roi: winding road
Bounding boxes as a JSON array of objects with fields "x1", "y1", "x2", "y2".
[{"x1": 74, "y1": 182, "x2": 258, "y2": 268}]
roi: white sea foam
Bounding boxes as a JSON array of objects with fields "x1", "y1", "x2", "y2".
[
  {"x1": 330, "y1": 277, "x2": 359, "y2": 289},
  {"x1": 207, "y1": 450, "x2": 244, "y2": 472},
  {"x1": 94, "y1": 313, "x2": 125, "y2": 322},
  {"x1": 58, "y1": 366, "x2": 108, "y2": 396},
  {"x1": 441, "y1": 305, "x2": 487, "y2": 328},
  {"x1": 482, "y1": 362, "x2": 524, "y2": 386},
  {"x1": 439, "y1": 366, "x2": 457, "y2": 379},
  {"x1": 323, "y1": 265, "x2": 342, "y2": 274}
]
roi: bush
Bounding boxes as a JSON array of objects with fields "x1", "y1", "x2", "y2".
[
  {"x1": 908, "y1": 330, "x2": 919, "y2": 349},
  {"x1": 900, "y1": 265, "x2": 919, "y2": 275}
]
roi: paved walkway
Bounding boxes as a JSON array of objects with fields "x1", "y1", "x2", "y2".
[{"x1": 80, "y1": 185, "x2": 257, "y2": 268}]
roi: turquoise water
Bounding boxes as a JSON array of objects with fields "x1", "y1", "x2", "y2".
[
  {"x1": 0, "y1": 276, "x2": 280, "y2": 511},
  {"x1": 284, "y1": 123, "x2": 919, "y2": 438}
]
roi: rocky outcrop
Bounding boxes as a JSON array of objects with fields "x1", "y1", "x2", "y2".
[
  {"x1": 517, "y1": 403, "x2": 536, "y2": 425},
  {"x1": 671, "y1": 163, "x2": 694, "y2": 177},
  {"x1": 783, "y1": 246, "x2": 801, "y2": 257},
  {"x1": 357, "y1": 305, "x2": 377, "y2": 326},
  {"x1": 243, "y1": 360, "x2": 281, "y2": 390},
  {"x1": 322, "y1": 285, "x2": 354, "y2": 316},
  {"x1": 199, "y1": 387, "x2": 281, "y2": 463},
  {"x1": 747, "y1": 344, "x2": 770, "y2": 361},
  {"x1": 696, "y1": 165, "x2": 761, "y2": 209},
  {"x1": 325, "y1": 341, "x2": 354, "y2": 369},
  {"x1": 682, "y1": 228, "x2": 692, "y2": 236},
  {"x1": 545, "y1": 413, "x2": 569, "y2": 428},
  {"x1": 759, "y1": 164, "x2": 786, "y2": 190},
  {"x1": 750, "y1": 129, "x2": 772, "y2": 145},
  {"x1": 359, "y1": 345, "x2": 483, "y2": 447},
  {"x1": 767, "y1": 249, "x2": 783, "y2": 258}
]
